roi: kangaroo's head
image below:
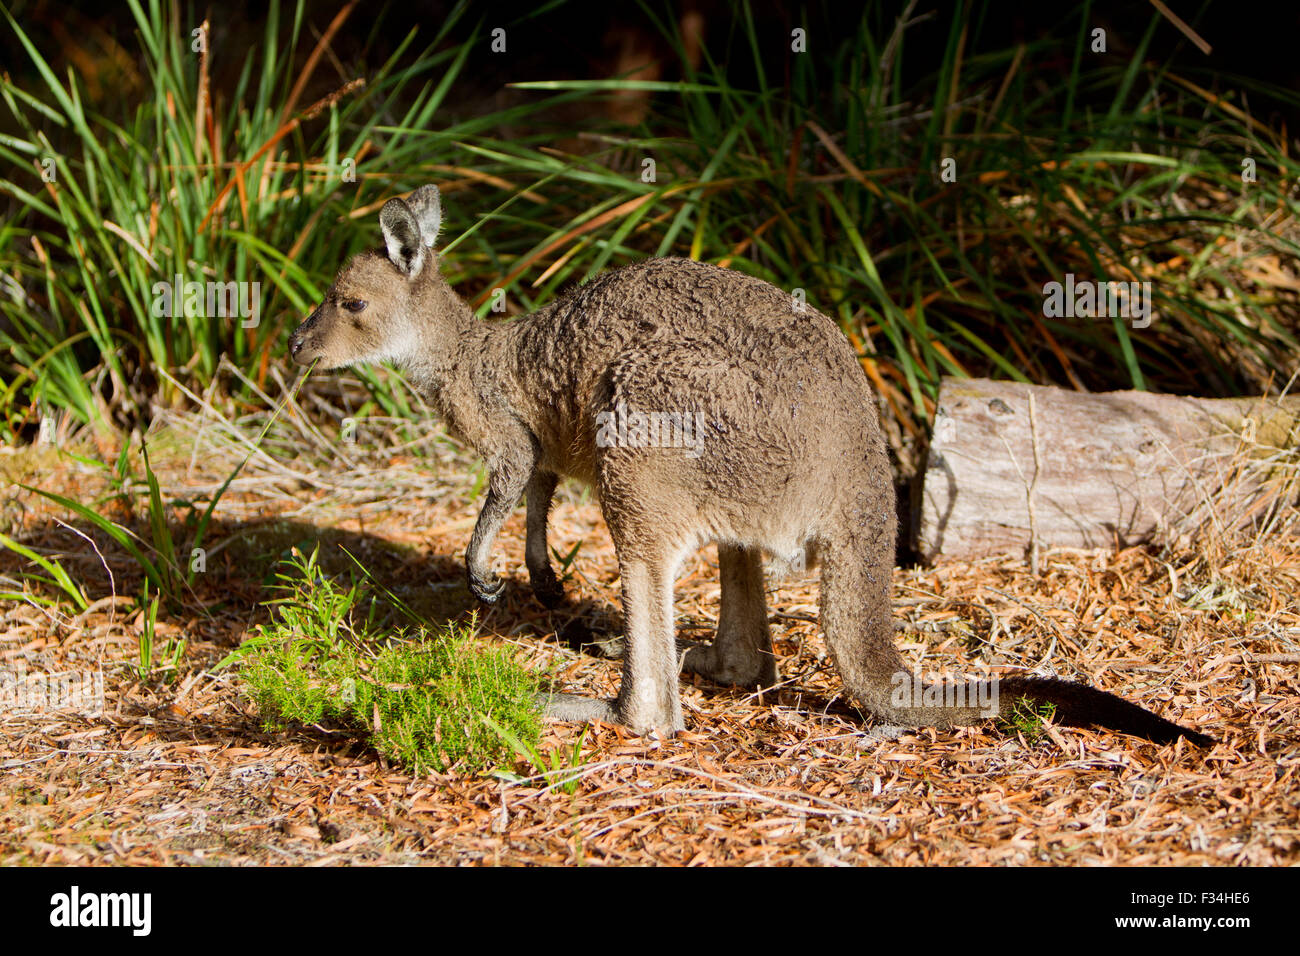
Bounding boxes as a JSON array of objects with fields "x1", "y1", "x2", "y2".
[{"x1": 290, "y1": 184, "x2": 467, "y2": 370}]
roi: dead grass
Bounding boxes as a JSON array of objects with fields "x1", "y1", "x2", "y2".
[{"x1": 0, "y1": 400, "x2": 1296, "y2": 866}]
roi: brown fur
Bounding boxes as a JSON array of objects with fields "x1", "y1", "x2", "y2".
[{"x1": 290, "y1": 185, "x2": 1213, "y2": 746}]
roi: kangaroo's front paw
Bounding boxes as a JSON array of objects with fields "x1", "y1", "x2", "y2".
[{"x1": 467, "y1": 569, "x2": 505, "y2": 605}]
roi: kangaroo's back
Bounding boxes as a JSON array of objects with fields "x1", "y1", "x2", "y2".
[{"x1": 514, "y1": 257, "x2": 880, "y2": 493}]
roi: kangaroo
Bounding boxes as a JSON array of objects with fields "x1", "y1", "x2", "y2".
[{"x1": 290, "y1": 184, "x2": 1213, "y2": 747}]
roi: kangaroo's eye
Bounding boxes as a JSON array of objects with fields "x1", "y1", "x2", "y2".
[{"x1": 342, "y1": 299, "x2": 367, "y2": 313}]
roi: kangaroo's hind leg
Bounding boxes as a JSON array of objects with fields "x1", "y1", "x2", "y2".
[
  {"x1": 525, "y1": 468, "x2": 564, "y2": 608},
  {"x1": 611, "y1": 547, "x2": 685, "y2": 732},
  {"x1": 543, "y1": 544, "x2": 684, "y2": 733},
  {"x1": 681, "y1": 544, "x2": 776, "y2": 689},
  {"x1": 544, "y1": 439, "x2": 688, "y2": 734}
]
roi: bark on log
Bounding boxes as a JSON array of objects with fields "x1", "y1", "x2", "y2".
[{"x1": 916, "y1": 377, "x2": 1300, "y2": 562}]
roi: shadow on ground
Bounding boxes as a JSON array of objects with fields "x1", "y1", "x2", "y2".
[
  {"x1": 1, "y1": 511, "x2": 627, "y2": 643},
  {"x1": 0, "y1": 507, "x2": 870, "y2": 758}
]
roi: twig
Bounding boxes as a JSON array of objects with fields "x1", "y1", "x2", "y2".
[{"x1": 1027, "y1": 391, "x2": 1042, "y2": 576}]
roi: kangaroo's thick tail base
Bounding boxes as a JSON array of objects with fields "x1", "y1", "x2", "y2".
[{"x1": 999, "y1": 675, "x2": 1214, "y2": 747}]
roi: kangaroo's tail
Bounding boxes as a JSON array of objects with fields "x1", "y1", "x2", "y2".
[
  {"x1": 819, "y1": 536, "x2": 1214, "y2": 746},
  {"x1": 993, "y1": 675, "x2": 1214, "y2": 745}
]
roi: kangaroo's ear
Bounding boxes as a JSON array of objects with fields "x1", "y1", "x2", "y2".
[
  {"x1": 380, "y1": 198, "x2": 426, "y2": 277},
  {"x1": 404, "y1": 185, "x2": 442, "y2": 248}
]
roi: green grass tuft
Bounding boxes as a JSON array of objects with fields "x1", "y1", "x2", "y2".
[
  {"x1": 995, "y1": 696, "x2": 1057, "y2": 744},
  {"x1": 220, "y1": 546, "x2": 543, "y2": 776}
]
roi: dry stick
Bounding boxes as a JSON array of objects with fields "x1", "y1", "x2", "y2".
[
  {"x1": 983, "y1": 586, "x2": 1060, "y2": 671},
  {"x1": 1153, "y1": 432, "x2": 1236, "y2": 556},
  {"x1": 984, "y1": 43, "x2": 1026, "y2": 136},
  {"x1": 1028, "y1": 391, "x2": 1042, "y2": 577},
  {"x1": 193, "y1": 20, "x2": 209, "y2": 170},
  {"x1": 509, "y1": 756, "x2": 877, "y2": 822},
  {"x1": 1193, "y1": 411, "x2": 1286, "y2": 543},
  {"x1": 1147, "y1": 0, "x2": 1212, "y2": 55},
  {"x1": 806, "y1": 121, "x2": 885, "y2": 200},
  {"x1": 1250, "y1": 379, "x2": 1300, "y2": 541},
  {"x1": 279, "y1": 1, "x2": 359, "y2": 126},
  {"x1": 995, "y1": 393, "x2": 1040, "y2": 576},
  {"x1": 222, "y1": 356, "x2": 339, "y2": 459},
  {"x1": 54, "y1": 518, "x2": 115, "y2": 623},
  {"x1": 154, "y1": 367, "x2": 329, "y2": 489},
  {"x1": 186, "y1": 365, "x2": 224, "y2": 480},
  {"x1": 267, "y1": 365, "x2": 336, "y2": 454},
  {"x1": 872, "y1": 0, "x2": 924, "y2": 113}
]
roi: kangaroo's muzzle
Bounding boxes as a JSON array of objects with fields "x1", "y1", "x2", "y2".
[{"x1": 289, "y1": 310, "x2": 321, "y2": 365}]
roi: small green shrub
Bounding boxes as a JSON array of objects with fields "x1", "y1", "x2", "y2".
[
  {"x1": 221, "y1": 547, "x2": 542, "y2": 776},
  {"x1": 995, "y1": 696, "x2": 1057, "y2": 744}
]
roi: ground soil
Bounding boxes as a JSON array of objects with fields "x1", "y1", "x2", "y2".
[{"x1": 1, "y1": 432, "x2": 1296, "y2": 865}]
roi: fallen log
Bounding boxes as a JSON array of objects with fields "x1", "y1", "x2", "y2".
[{"x1": 915, "y1": 377, "x2": 1300, "y2": 562}]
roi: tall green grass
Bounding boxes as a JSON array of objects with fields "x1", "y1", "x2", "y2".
[
  {"x1": 2, "y1": 0, "x2": 1297, "y2": 444},
  {"x1": 0, "y1": 0, "x2": 590, "y2": 436},
  {"x1": 489, "y1": 4, "x2": 1300, "y2": 430}
]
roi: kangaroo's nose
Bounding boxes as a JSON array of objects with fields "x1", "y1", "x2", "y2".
[{"x1": 289, "y1": 310, "x2": 319, "y2": 359}]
